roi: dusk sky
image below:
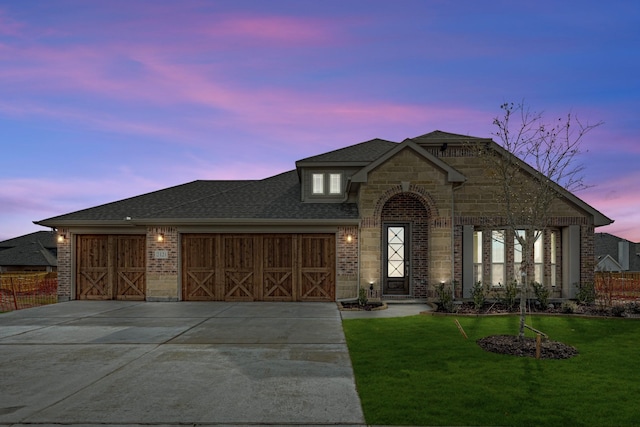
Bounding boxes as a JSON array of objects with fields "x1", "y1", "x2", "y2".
[{"x1": 1, "y1": 1, "x2": 639, "y2": 242}]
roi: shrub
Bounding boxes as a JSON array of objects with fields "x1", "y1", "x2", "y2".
[
  {"x1": 434, "y1": 282, "x2": 455, "y2": 313},
  {"x1": 531, "y1": 281, "x2": 550, "y2": 308},
  {"x1": 492, "y1": 280, "x2": 519, "y2": 311},
  {"x1": 358, "y1": 287, "x2": 368, "y2": 306},
  {"x1": 562, "y1": 301, "x2": 577, "y2": 314},
  {"x1": 576, "y1": 282, "x2": 596, "y2": 305},
  {"x1": 470, "y1": 281, "x2": 486, "y2": 310}
]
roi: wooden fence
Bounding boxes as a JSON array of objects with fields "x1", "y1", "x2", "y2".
[
  {"x1": 594, "y1": 271, "x2": 640, "y2": 302},
  {"x1": 0, "y1": 272, "x2": 58, "y2": 312}
]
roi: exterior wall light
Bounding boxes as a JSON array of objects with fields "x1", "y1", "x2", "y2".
[
  {"x1": 346, "y1": 234, "x2": 353, "y2": 243},
  {"x1": 157, "y1": 233, "x2": 164, "y2": 243},
  {"x1": 57, "y1": 234, "x2": 65, "y2": 243}
]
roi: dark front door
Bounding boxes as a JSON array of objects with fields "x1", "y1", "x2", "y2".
[{"x1": 383, "y1": 224, "x2": 410, "y2": 295}]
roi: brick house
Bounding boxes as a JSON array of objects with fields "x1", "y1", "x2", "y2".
[{"x1": 35, "y1": 131, "x2": 612, "y2": 302}]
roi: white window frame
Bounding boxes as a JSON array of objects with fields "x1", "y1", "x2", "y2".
[
  {"x1": 329, "y1": 173, "x2": 341, "y2": 194},
  {"x1": 473, "y1": 230, "x2": 483, "y2": 284},
  {"x1": 491, "y1": 230, "x2": 506, "y2": 286},
  {"x1": 534, "y1": 230, "x2": 544, "y2": 285},
  {"x1": 312, "y1": 173, "x2": 324, "y2": 194}
]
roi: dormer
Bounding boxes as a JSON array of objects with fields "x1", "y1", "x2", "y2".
[{"x1": 295, "y1": 138, "x2": 397, "y2": 202}]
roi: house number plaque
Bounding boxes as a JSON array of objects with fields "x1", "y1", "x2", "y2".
[{"x1": 154, "y1": 250, "x2": 169, "y2": 259}]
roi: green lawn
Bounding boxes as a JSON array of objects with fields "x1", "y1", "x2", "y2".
[{"x1": 343, "y1": 314, "x2": 640, "y2": 426}]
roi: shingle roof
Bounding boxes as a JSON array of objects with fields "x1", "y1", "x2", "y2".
[
  {"x1": 143, "y1": 170, "x2": 358, "y2": 220},
  {"x1": 0, "y1": 231, "x2": 57, "y2": 250},
  {"x1": 36, "y1": 171, "x2": 359, "y2": 225},
  {"x1": 0, "y1": 239, "x2": 57, "y2": 267},
  {"x1": 36, "y1": 180, "x2": 251, "y2": 223},
  {"x1": 296, "y1": 138, "x2": 397, "y2": 164}
]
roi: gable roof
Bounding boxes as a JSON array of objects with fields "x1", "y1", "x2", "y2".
[
  {"x1": 34, "y1": 130, "x2": 612, "y2": 229},
  {"x1": 413, "y1": 130, "x2": 613, "y2": 227},
  {"x1": 351, "y1": 138, "x2": 466, "y2": 183}
]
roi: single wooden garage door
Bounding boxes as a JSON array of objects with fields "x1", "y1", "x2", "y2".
[
  {"x1": 76, "y1": 235, "x2": 146, "y2": 300},
  {"x1": 182, "y1": 234, "x2": 335, "y2": 302}
]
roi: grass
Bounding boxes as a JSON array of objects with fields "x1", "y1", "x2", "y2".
[{"x1": 343, "y1": 314, "x2": 640, "y2": 426}]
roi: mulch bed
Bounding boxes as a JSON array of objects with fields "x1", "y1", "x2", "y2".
[
  {"x1": 477, "y1": 334, "x2": 579, "y2": 359},
  {"x1": 339, "y1": 301, "x2": 387, "y2": 311}
]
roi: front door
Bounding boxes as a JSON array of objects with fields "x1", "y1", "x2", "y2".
[{"x1": 383, "y1": 224, "x2": 410, "y2": 295}]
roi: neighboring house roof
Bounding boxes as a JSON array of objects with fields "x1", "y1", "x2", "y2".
[
  {"x1": 0, "y1": 231, "x2": 57, "y2": 267},
  {"x1": 595, "y1": 232, "x2": 640, "y2": 272},
  {"x1": 595, "y1": 254, "x2": 623, "y2": 272},
  {"x1": 0, "y1": 231, "x2": 57, "y2": 251}
]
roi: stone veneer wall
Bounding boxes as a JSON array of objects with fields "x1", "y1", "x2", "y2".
[
  {"x1": 146, "y1": 226, "x2": 179, "y2": 301},
  {"x1": 358, "y1": 148, "x2": 454, "y2": 298}
]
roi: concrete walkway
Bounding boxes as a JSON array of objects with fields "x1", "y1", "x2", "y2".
[{"x1": 0, "y1": 301, "x2": 368, "y2": 427}]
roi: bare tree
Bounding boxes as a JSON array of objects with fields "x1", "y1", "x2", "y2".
[{"x1": 482, "y1": 102, "x2": 602, "y2": 339}]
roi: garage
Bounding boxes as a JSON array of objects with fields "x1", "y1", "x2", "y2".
[
  {"x1": 181, "y1": 234, "x2": 335, "y2": 302},
  {"x1": 76, "y1": 235, "x2": 146, "y2": 300}
]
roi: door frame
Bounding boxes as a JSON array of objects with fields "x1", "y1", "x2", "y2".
[{"x1": 382, "y1": 222, "x2": 411, "y2": 296}]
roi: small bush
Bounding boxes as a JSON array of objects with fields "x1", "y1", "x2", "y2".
[
  {"x1": 576, "y1": 282, "x2": 596, "y2": 305},
  {"x1": 470, "y1": 281, "x2": 486, "y2": 310},
  {"x1": 434, "y1": 282, "x2": 455, "y2": 313},
  {"x1": 492, "y1": 280, "x2": 519, "y2": 311},
  {"x1": 562, "y1": 301, "x2": 577, "y2": 314},
  {"x1": 531, "y1": 281, "x2": 550, "y2": 308},
  {"x1": 358, "y1": 287, "x2": 368, "y2": 306}
]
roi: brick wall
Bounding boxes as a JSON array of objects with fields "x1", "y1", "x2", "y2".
[
  {"x1": 336, "y1": 225, "x2": 359, "y2": 299},
  {"x1": 146, "y1": 226, "x2": 179, "y2": 301},
  {"x1": 56, "y1": 228, "x2": 71, "y2": 301}
]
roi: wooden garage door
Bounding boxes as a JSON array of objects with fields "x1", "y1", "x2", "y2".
[
  {"x1": 76, "y1": 235, "x2": 146, "y2": 300},
  {"x1": 182, "y1": 234, "x2": 335, "y2": 302}
]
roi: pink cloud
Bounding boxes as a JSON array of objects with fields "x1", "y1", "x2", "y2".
[{"x1": 201, "y1": 14, "x2": 338, "y2": 46}]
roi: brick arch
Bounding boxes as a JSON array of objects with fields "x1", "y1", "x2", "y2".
[{"x1": 372, "y1": 184, "x2": 439, "y2": 221}]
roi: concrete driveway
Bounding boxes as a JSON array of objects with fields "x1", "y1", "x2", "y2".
[{"x1": 0, "y1": 301, "x2": 365, "y2": 427}]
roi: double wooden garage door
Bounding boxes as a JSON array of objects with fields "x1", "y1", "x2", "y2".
[
  {"x1": 76, "y1": 233, "x2": 335, "y2": 302},
  {"x1": 76, "y1": 235, "x2": 146, "y2": 300},
  {"x1": 182, "y1": 234, "x2": 335, "y2": 302}
]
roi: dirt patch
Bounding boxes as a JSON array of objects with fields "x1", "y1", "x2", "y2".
[{"x1": 477, "y1": 334, "x2": 579, "y2": 359}]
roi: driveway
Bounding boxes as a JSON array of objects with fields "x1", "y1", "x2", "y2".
[{"x1": 0, "y1": 301, "x2": 365, "y2": 426}]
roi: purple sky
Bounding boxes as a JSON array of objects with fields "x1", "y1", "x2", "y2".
[{"x1": 1, "y1": 1, "x2": 639, "y2": 242}]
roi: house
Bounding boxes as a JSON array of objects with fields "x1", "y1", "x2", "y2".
[
  {"x1": 35, "y1": 131, "x2": 613, "y2": 302},
  {"x1": 595, "y1": 232, "x2": 640, "y2": 272},
  {"x1": 0, "y1": 231, "x2": 58, "y2": 273}
]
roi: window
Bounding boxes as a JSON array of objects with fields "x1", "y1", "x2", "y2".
[
  {"x1": 534, "y1": 231, "x2": 543, "y2": 284},
  {"x1": 473, "y1": 231, "x2": 483, "y2": 284},
  {"x1": 550, "y1": 231, "x2": 557, "y2": 287},
  {"x1": 311, "y1": 172, "x2": 342, "y2": 196},
  {"x1": 491, "y1": 230, "x2": 505, "y2": 286},
  {"x1": 514, "y1": 230, "x2": 524, "y2": 282},
  {"x1": 312, "y1": 173, "x2": 324, "y2": 194},
  {"x1": 329, "y1": 173, "x2": 341, "y2": 194}
]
